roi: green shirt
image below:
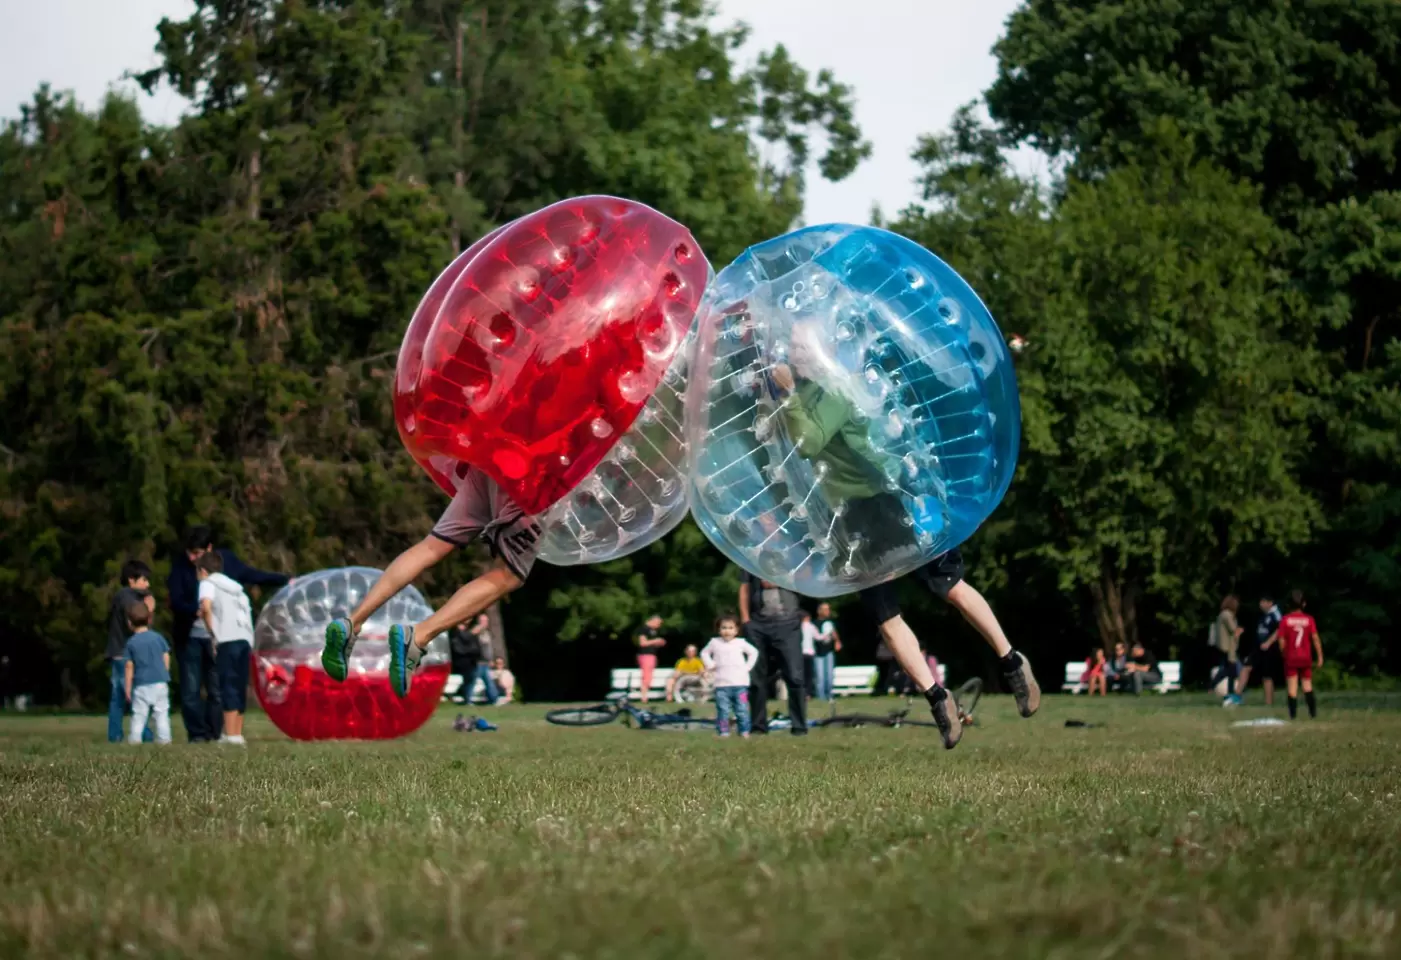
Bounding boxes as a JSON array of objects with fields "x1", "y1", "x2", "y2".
[{"x1": 778, "y1": 381, "x2": 889, "y2": 503}]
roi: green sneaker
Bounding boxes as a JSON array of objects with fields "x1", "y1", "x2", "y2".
[
  {"x1": 322, "y1": 618, "x2": 356, "y2": 682},
  {"x1": 388, "y1": 623, "x2": 418, "y2": 698}
]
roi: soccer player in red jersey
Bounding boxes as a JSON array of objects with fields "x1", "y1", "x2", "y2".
[{"x1": 1262, "y1": 590, "x2": 1323, "y2": 720}]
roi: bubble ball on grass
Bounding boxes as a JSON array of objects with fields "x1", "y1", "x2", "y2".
[
  {"x1": 684, "y1": 224, "x2": 1020, "y2": 597},
  {"x1": 252, "y1": 567, "x2": 448, "y2": 740}
]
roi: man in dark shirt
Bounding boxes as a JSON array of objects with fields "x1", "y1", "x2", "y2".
[
  {"x1": 1238, "y1": 595, "x2": 1283, "y2": 705},
  {"x1": 447, "y1": 622, "x2": 481, "y2": 704},
  {"x1": 738, "y1": 570, "x2": 808, "y2": 734},
  {"x1": 1124, "y1": 642, "x2": 1162, "y2": 695},
  {"x1": 167, "y1": 525, "x2": 290, "y2": 742},
  {"x1": 107, "y1": 560, "x2": 155, "y2": 743}
]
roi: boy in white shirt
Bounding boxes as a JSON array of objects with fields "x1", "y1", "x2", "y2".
[
  {"x1": 700, "y1": 614, "x2": 760, "y2": 738},
  {"x1": 196, "y1": 553, "x2": 256, "y2": 746}
]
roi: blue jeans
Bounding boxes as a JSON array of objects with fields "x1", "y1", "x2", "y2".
[
  {"x1": 473, "y1": 663, "x2": 500, "y2": 703},
  {"x1": 812, "y1": 652, "x2": 836, "y2": 701},
  {"x1": 1210, "y1": 652, "x2": 1239, "y2": 696},
  {"x1": 714, "y1": 686, "x2": 751, "y2": 735},
  {"x1": 109, "y1": 659, "x2": 153, "y2": 743},
  {"x1": 179, "y1": 636, "x2": 223, "y2": 741}
]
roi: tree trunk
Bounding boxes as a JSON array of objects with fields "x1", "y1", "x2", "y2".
[
  {"x1": 1089, "y1": 562, "x2": 1138, "y2": 651},
  {"x1": 248, "y1": 146, "x2": 261, "y2": 221},
  {"x1": 450, "y1": 16, "x2": 466, "y2": 255}
]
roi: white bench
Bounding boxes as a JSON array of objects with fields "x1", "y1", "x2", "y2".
[
  {"x1": 441, "y1": 674, "x2": 497, "y2": 703},
  {"x1": 607, "y1": 664, "x2": 903, "y2": 700},
  {"x1": 610, "y1": 667, "x2": 676, "y2": 700},
  {"x1": 1063, "y1": 660, "x2": 1182, "y2": 693}
]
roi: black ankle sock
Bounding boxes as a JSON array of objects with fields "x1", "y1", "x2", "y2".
[
  {"x1": 923, "y1": 684, "x2": 948, "y2": 705},
  {"x1": 1305, "y1": 691, "x2": 1317, "y2": 718},
  {"x1": 1288, "y1": 696, "x2": 1298, "y2": 719},
  {"x1": 1000, "y1": 650, "x2": 1023, "y2": 671}
]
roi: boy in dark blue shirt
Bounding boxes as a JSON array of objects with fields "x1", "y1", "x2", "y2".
[
  {"x1": 107, "y1": 560, "x2": 155, "y2": 743},
  {"x1": 123, "y1": 602, "x2": 172, "y2": 745}
]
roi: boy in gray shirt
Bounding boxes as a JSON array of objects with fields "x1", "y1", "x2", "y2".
[{"x1": 123, "y1": 602, "x2": 172, "y2": 745}]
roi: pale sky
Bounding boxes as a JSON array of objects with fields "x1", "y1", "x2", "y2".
[{"x1": 0, "y1": 0, "x2": 1034, "y2": 224}]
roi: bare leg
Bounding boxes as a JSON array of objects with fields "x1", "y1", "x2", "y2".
[
  {"x1": 1236, "y1": 664, "x2": 1252, "y2": 698},
  {"x1": 944, "y1": 582, "x2": 1012, "y2": 658},
  {"x1": 350, "y1": 536, "x2": 457, "y2": 634},
  {"x1": 223, "y1": 710, "x2": 238, "y2": 737},
  {"x1": 411, "y1": 560, "x2": 522, "y2": 649},
  {"x1": 877, "y1": 616, "x2": 938, "y2": 692},
  {"x1": 1263, "y1": 676, "x2": 1274, "y2": 705}
]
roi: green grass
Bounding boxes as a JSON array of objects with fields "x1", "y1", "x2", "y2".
[{"x1": 3, "y1": 693, "x2": 1400, "y2": 959}]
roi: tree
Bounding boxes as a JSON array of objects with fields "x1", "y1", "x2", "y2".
[
  {"x1": 1018, "y1": 134, "x2": 1319, "y2": 649},
  {"x1": 0, "y1": 0, "x2": 870, "y2": 704},
  {"x1": 985, "y1": 0, "x2": 1401, "y2": 669}
]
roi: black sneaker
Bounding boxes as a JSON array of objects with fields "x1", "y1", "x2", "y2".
[
  {"x1": 924, "y1": 686, "x2": 963, "y2": 749},
  {"x1": 1003, "y1": 651, "x2": 1041, "y2": 718}
]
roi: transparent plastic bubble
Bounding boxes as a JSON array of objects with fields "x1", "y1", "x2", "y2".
[
  {"x1": 394, "y1": 196, "x2": 709, "y2": 515},
  {"x1": 535, "y1": 323, "x2": 701, "y2": 565},
  {"x1": 251, "y1": 568, "x2": 447, "y2": 740},
  {"x1": 401, "y1": 222, "x2": 712, "y2": 567},
  {"x1": 684, "y1": 224, "x2": 1020, "y2": 597}
]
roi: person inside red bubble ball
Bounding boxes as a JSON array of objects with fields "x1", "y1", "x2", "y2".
[{"x1": 320, "y1": 466, "x2": 541, "y2": 699}]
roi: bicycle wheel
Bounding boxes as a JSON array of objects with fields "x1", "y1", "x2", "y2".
[{"x1": 544, "y1": 704, "x2": 618, "y2": 726}]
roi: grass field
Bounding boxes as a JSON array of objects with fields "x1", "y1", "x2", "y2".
[{"x1": 3, "y1": 692, "x2": 1400, "y2": 959}]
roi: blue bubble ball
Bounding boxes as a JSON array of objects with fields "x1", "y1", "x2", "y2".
[{"x1": 683, "y1": 224, "x2": 1019, "y2": 596}]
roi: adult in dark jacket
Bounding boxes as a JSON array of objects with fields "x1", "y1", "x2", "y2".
[
  {"x1": 168, "y1": 525, "x2": 290, "y2": 742},
  {"x1": 738, "y1": 570, "x2": 808, "y2": 735}
]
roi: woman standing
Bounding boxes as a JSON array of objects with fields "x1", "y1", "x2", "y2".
[{"x1": 1210, "y1": 595, "x2": 1244, "y2": 706}]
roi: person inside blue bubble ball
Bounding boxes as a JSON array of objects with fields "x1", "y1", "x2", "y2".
[{"x1": 765, "y1": 295, "x2": 1040, "y2": 750}]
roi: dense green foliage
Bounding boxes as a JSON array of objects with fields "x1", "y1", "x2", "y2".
[
  {"x1": 1, "y1": 0, "x2": 1396, "y2": 704},
  {"x1": 0, "y1": 0, "x2": 868, "y2": 703},
  {"x1": 983, "y1": 0, "x2": 1400, "y2": 669}
]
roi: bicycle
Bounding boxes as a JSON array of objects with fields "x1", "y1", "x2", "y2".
[{"x1": 545, "y1": 693, "x2": 717, "y2": 732}]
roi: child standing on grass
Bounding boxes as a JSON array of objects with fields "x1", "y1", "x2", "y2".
[
  {"x1": 107, "y1": 560, "x2": 156, "y2": 743},
  {"x1": 1264, "y1": 590, "x2": 1323, "y2": 720},
  {"x1": 701, "y1": 615, "x2": 759, "y2": 738},
  {"x1": 196, "y1": 553, "x2": 256, "y2": 746},
  {"x1": 123, "y1": 602, "x2": 172, "y2": 745}
]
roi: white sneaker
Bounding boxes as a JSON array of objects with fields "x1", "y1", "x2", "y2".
[{"x1": 226, "y1": 735, "x2": 247, "y2": 746}]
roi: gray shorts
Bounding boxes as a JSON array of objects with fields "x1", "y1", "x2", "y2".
[{"x1": 431, "y1": 470, "x2": 542, "y2": 581}]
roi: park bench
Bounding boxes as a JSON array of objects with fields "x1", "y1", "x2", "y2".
[
  {"x1": 607, "y1": 664, "x2": 887, "y2": 700},
  {"x1": 1063, "y1": 660, "x2": 1182, "y2": 694},
  {"x1": 441, "y1": 674, "x2": 494, "y2": 703}
]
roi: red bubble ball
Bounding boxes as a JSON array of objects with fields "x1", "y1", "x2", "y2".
[{"x1": 394, "y1": 196, "x2": 708, "y2": 514}]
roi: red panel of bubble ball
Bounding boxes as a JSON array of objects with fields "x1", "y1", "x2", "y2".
[
  {"x1": 394, "y1": 196, "x2": 708, "y2": 514},
  {"x1": 253, "y1": 655, "x2": 449, "y2": 741},
  {"x1": 395, "y1": 223, "x2": 506, "y2": 497}
]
